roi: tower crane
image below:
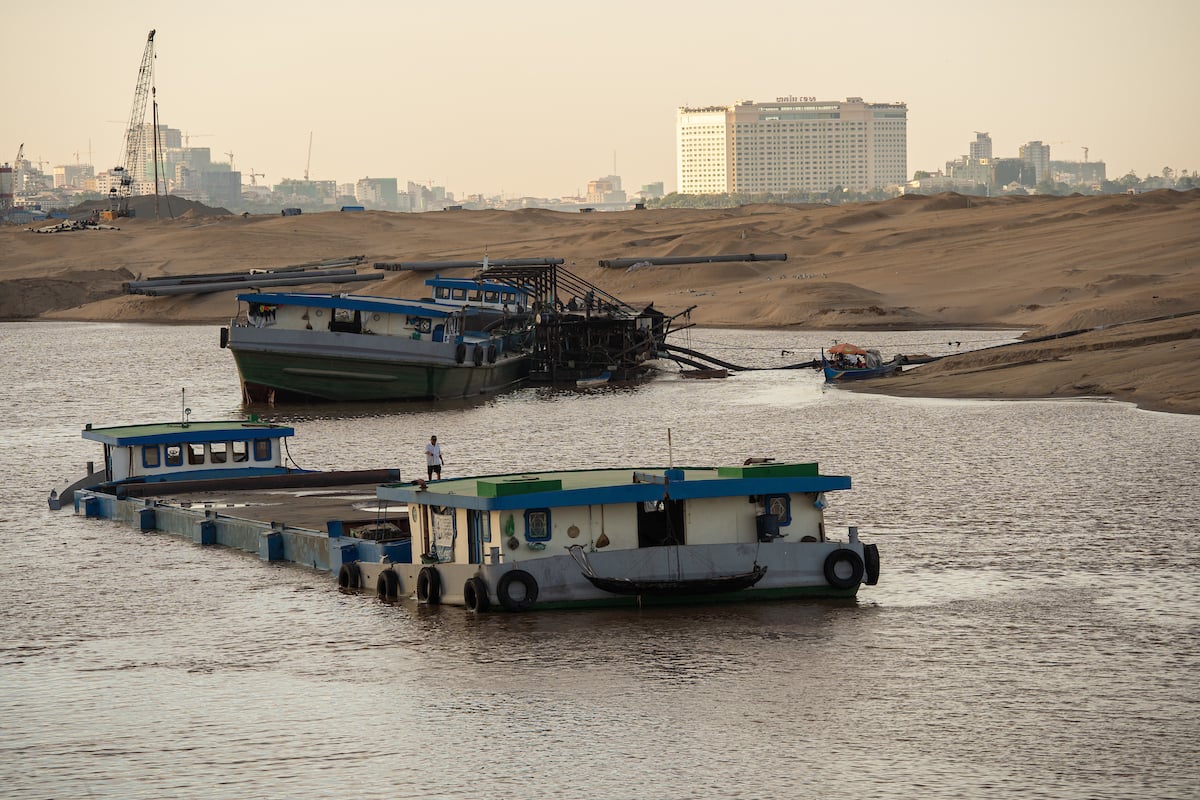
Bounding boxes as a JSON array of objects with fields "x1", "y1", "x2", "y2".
[
  {"x1": 246, "y1": 169, "x2": 265, "y2": 186},
  {"x1": 107, "y1": 30, "x2": 156, "y2": 220}
]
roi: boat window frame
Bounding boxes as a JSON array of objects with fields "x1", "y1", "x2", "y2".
[
  {"x1": 210, "y1": 441, "x2": 228, "y2": 464},
  {"x1": 231, "y1": 441, "x2": 249, "y2": 462},
  {"x1": 165, "y1": 444, "x2": 183, "y2": 467},
  {"x1": 524, "y1": 508, "x2": 551, "y2": 542},
  {"x1": 187, "y1": 443, "x2": 206, "y2": 465},
  {"x1": 141, "y1": 445, "x2": 160, "y2": 469},
  {"x1": 765, "y1": 494, "x2": 792, "y2": 526},
  {"x1": 484, "y1": 290, "x2": 499, "y2": 303},
  {"x1": 451, "y1": 288, "x2": 467, "y2": 301},
  {"x1": 253, "y1": 439, "x2": 273, "y2": 462}
]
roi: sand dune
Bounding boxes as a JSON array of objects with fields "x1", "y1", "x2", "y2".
[{"x1": 2, "y1": 190, "x2": 1197, "y2": 413}]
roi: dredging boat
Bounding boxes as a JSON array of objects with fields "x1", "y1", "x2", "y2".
[
  {"x1": 60, "y1": 417, "x2": 879, "y2": 612},
  {"x1": 220, "y1": 275, "x2": 534, "y2": 403}
]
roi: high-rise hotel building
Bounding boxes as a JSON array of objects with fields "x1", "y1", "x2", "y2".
[{"x1": 677, "y1": 96, "x2": 907, "y2": 194}]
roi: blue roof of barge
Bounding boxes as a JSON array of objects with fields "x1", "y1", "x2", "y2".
[
  {"x1": 237, "y1": 293, "x2": 459, "y2": 317},
  {"x1": 377, "y1": 464, "x2": 851, "y2": 511},
  {"x1": 82, "y1": 420, "x2": 295, "y2": 446}
]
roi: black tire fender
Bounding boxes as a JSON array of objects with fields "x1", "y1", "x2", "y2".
[
  {"x1": 473, "y1": 344, "x2": 484, "y2": 366},
  {"x1": 416, "y1": 566, "x2": 442, "y2": 604},
  {"x1": 863, "y1": 543, "x2": 880, "y2": 586},
  {"x1": 463, "y1": 576, "x2": 490, "y2": 613},
  {"x1": 496, "y1": 569, "x2": 539, "y2": 612},
  {"x1": 376, "y1": 569, "x2": 400, "y2": 600},
  {"x1": 486, "y1": 343, "x2": 497, "y2": 363},
  {"x1": 454, "y1": 343, "x2": 467, "y2": 364},
  {"x1": 337, "y1": 562, "x2": 362, "y2": 589},
  {"x1": 823, "y1": 549, "x2": 865, "y2": 590}
]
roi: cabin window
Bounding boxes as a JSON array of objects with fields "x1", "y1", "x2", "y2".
[
  {"x1": 188, "y1": 443, "x2": 205, "y2": 465},
  {"x1": 524, "y1": 508, "x2": 551, "y2": 542},
  {"x1": 253, "y1": 440, "x2": 273, "y2": 461},
  {"x1": 165, "y1": 445, "x2": 183, "y2": 467},
  {"x1": 436, "y1": 287, "x2": 450, "y2": 300},
  {"x1": 329, "y1": 308, "x2": 362, "y2": 334},
  {"x1": 142, "y1": 445, "x2": 160, "y2": 468},
  {"x1": 210, "y1": 442, "x2": 228, "y2": 464},
  {"x1": 501, "y1": 292, "x2": 515, "y2": 303},
  {"x1": 468, "y1": 289, "x2": 482, "y2": 302},
  {"x1": 765, "y1": 494, "x2": 792, "y2": 526},
  {"x1": 451, "y1": 288, "x2": 467, "y2": 301},
  {"x1": 484, "y1": 291, "x2": 499, "y2": 303},
  {"x1": 232, "y1": 441, "x2": 249, "y2": 462}
]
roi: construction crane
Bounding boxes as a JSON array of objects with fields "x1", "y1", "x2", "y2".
[
  {"x1": 304, "y1": 132, "x2": 312, "y2": 181},
  {"x1": 106, "y1": 30, "x2": 156, "y2": 220},
  {"x1": 246, "y1": 169, "x2": 265, "y2": 186},
  {"x1": 225, "y1": 151, "x2": 235, "y2": 171}
]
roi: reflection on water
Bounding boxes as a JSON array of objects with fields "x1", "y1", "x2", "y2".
[{"x1": 2, "y1": 321, "x2": 1198, "y2": 800}]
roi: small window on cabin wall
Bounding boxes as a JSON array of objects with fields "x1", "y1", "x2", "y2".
[
  {"x1": 484, "y1": 291, "x2": 499, "y2": 303},
  {"x1": 452, "y1": 288, "x2": 467, "y2": 301},
  {"x1": 232, "y1": 441, "x2": 249, "y2": 462},
  {"x1": 501, "y1": 292, "x2": 514, "y2": 303},
  {"x1": 436, "y1": 287, "x2": 450, "y2": 299},
  {"x1": 525, "y1": 508, "x2": 551, "y2": 542},
  {"x1": 468, "y1": 289, "x2": 482, "y2": 302},
  {"x1": 165, "y1": 445, "x2": 183, "y2": 467},
  {"x1": 253, "y1": 440, "x2": 273, "y2": 461},
  {"x1": 142, "y1": 445, "x2": 160, "y2": 468},
  {"x1": 765, "y1": 494, "x2": 792, "y2": 526},
  {"x1": 210, "y1": 442, "x2": 227, "y2": 464},
  {"x1": 188, "y1": 443, "x2": 205, "y2": 465}
]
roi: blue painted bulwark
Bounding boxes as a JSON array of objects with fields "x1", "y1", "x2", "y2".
[
  {"x1": 195, "y1": 519, "x2": 216, "y2": 545},
  {"x1": 259, "y1": 530, "x2": 284, "y2": 562},
  {"x1": 84, "y1": 497, "x2": 101, "y2": 519},
  {"x1": 138, "y1": 507, "x2": 156, "y2": 531}
]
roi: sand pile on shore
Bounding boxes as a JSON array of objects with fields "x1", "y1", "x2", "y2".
[{"x1": 2, "y1": 190, "x2": 1197, "y2": 413}]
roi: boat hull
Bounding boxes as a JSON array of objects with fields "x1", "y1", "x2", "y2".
[
  {"x1": 822, "y1": 358, "x2": 902, "y2": 382},
  {"x1": 228, "y1": 328, "x2": 529, "y2": 402},
  {"x1": 352, "y1": 540, "x2": 868, "y2": 610}
]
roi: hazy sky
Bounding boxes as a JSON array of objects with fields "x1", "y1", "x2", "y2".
[{"x1": 5, "y1": 0, "x2": 1197, "y2": 197}]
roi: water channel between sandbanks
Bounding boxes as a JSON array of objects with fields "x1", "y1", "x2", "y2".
[{"x1": 2, "y1": 321, "x2": 1197, "y2": 800}]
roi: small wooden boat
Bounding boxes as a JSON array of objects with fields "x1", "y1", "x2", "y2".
[
  {"x1": 822, "y1": 344, "x2": 902, "y2": 382},
  {"x1": 570, "y1": 545, "x2": 766, "y2": 595}
]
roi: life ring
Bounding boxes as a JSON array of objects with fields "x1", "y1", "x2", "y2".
[
  {"x1": 416, "y1": 566, "x2": 442, "y2": 604},
  {"x1": 486, "y1": 343, "x2": 497, "y2": 363},
  {"x1": 863, "y1": 543, "x2": 880, "y2": 586},
  {"x1": 376, "y1": 569, "x2": 400, "y2": 600},
  {"x1": 454, "y1": 343, "x2": 467, "y2": 364},
  {"x1": 337, "y1": 562, "x2": 362, "y2": 589},
  {"x1": 496, "y1": 569, "x2": 539, "y2": 612},
  {"x1": 463, "y1": 576, "x2": 490, "y2": 613},
  {"x1": 823, "y1": 549, "x2": 865, "y2": 590},
  {"x1": 473, "y1": 344, "x2": 484, "y2": 366}
]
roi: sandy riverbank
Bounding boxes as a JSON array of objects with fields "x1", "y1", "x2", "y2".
[{"x1": 2, "y1": 190, "x2": 1197, "y2": 413}]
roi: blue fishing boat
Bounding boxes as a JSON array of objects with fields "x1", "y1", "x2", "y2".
[{"x1": 821, "y1": 343, "x2": 903, "y2": 382}]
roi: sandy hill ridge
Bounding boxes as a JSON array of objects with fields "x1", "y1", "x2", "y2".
[{"x1": 2, "y1": 190, "x2": 1197, "y2": 413}]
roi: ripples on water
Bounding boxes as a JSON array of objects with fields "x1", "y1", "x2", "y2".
[{"x1": 2, "y1": 322, "x2": 1198, "y2": 799}]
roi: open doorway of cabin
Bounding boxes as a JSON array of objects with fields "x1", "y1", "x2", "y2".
[{"x1": 637, "y1": 498, "x2": 685, "y2": 547}]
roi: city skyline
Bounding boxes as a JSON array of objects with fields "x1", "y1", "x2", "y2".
[{"x1": 4, "y1": 0, "x2": 1197, "y2": 199}]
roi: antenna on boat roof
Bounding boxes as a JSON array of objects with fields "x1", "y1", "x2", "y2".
[
  {"x1": 181, "y1": 388, "x2": 191, "y2": 427},
  {"x1": 668, "y1": 427, "x2": 673, "y2": 468}
]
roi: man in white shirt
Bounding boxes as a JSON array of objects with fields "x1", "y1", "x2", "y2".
[{"x1": 425, "y1": 435, "x2": 444, "y2": 480}]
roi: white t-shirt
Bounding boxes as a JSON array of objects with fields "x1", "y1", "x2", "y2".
[{"x1": 425, "y1": 442, "x2": 443, "y2": 466}]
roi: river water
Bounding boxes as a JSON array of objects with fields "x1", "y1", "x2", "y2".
[{"x1": 2, "y1": 321, "x2": 1197, "y2": 800}]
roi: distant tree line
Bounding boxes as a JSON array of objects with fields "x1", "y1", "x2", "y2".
[{"x1": 649, "y1": 167, "x2": 1198, "y2": 208}]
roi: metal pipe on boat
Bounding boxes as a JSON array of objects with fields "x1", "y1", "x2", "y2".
[
  {"x1": 374, "y1": 257, "x2": 565, "y2": 271},
  {"x1": 597, "y1": 253, "x2": 788, "y2": 268},
  {"x1": 135, "y1": 271, "x2": 380, "y2": 296}
]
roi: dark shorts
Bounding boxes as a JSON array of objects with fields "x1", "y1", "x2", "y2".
[{"x1": 427, "y1": 464, "x2": 442, "y2": 478}]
